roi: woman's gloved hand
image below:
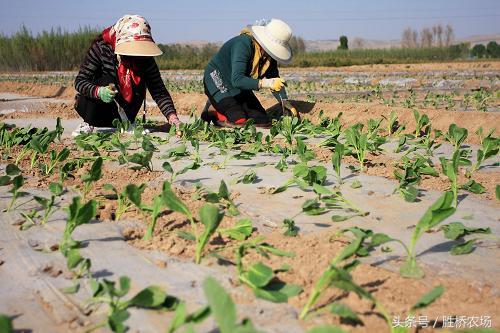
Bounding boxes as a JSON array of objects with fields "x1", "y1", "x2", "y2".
[
  {"x1": 282, "y1": 99, "x2": 299, "y2": 117},
  {"x1": 97, "y1": 86, "x2": 118, "y2": 103},
  {"x1": 260, "y1": 77, "x2": 285, "y2": 91}
]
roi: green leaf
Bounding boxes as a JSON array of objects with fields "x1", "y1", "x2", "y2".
[
  {"x1": 66, "y1": 249, "x2": 83, "y2": 269},
  {"x1": 61, "y1": 282, "x2": 80, "y2": 294},
  {"x1": 127, "y1": 285, "x2": 167, "y2": 308},
  {"x1": 220, "y1": 219, "x2": 253, "y2": 241},
  {"x1": 125, "y1": 184, "x2": 144, "y2": 207},
  {"x1": 416, "y1": 191, "x2": 455, "y2": 233},
  {"x1": 76, "y1": 199, "x2": 97, "y2": 226},
  {"x1": 460, "y1": 180, "x2": 486, "y2": 194},
  {"x1": 369, "y1": 233, "x2": 394, "y2": 247},
  {"x1": 241, "y1": 262, "x2": 274, "y2": 289},
  {"x1": 162, "y1": 161, "x2": 173, "y2": 174},
  {"x1": 331, "y1": 215, "x2": 352, "y2": 222},
  {"x1": 410, "y1": 285, "x2": 444, "y2": 311},
  {"x1": 450, "y1": 239, "x2": 477, "y2": 255},
  {"x1": 196, "y1": 204, "x2": 224, "y2": 263},
  {"x1": 253, "y1": 282, "x2": 302, "y2": 303},
  {"x1": 0, "y1": 314, "x2": 13, "y2": 333},
  {"x1": 0, "y1": 176, "x2": 11, "y2": 186},
  {"x1": 218, "y1": 180, "x2": 230, "y2": 200},
  {"x1": 5, "y1": 164, "x2": 21, "y2": 176},
  {"x1": 313, "y1": 183, "x2": 332, "y2": 196},
  {"x1": 329, "y1": 302, "x2": 362, "y2": 323},
  {"x1": 350, "y1": 179, "x2": 362, "y2": 189},
  {"x1": 107, "y1": 309, "x2": 130, "y2": 333},
  {"x1": 49, "y1": 182, "x2": 63, "y2": 196},
  {"x1": 441, "y1": 222, "x2": 491, "y2": 240},
  {"x1": 496, "y1": 184, "x2": 500, "y2": 201},
  {"x1": 202, "y1": 277, "x2": 237, "y2": 333},
  {"x1": 177, "y1": 230, "x2": 196, "y2": 242},
  {"x1": 162, "y1": 182, "x2": 191, "y2": 219}
]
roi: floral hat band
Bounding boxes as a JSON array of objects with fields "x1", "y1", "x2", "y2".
[{"x1": 111, "y1": 14, "x2": 162, "y2": 57}]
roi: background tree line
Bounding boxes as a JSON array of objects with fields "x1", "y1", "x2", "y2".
[{"x1": 0, "y1": 25, "x2": 497, "y2": 72}]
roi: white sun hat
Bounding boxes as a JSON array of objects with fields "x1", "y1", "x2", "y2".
[
  {"x1": 249, "y1": 18, "x2": 293, "y2": 64},
  {"x1": 112, "y1": 15, "x2": 163, "y2": 57}
]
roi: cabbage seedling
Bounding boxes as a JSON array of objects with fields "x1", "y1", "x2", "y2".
[
  {"x1": 344, "y1": 125, "x2": 368, "y2": 172},
  {"x1": 444, "y1": 124, "x2": 468, "y2": 152},
  {"x1": 103, "y1": 183, "x2": 146, "y2": 220},
  {"x1": 87, "y1": 276, "x2": 169, "y2": 333},
  {"x1": 0, "y1": 164, "x2": 28, "y2": 212},
  {"x1": 162, "y1": 160, "x2": 200, "y2": 183},
  {"x1": 34, "y1": 182, "x2": 63, "y2": 225},
  {"x1": 81, "y1": 157, "x2": 103, "y2": 200},
  {"x1": 202, "y1": 277, "x2": 261, "y2": 333},
  {"x1": 400, "y1": 191, "x2": 455, "y2": 278},
  {"x1": 331, "y1": 143, "x2": 345, "y2": 184},
  {"x1": 41, "y1": 148, "x2": 70, "y2": 176},
  {"x1": 195, "y1": 204, "x2": 224, "y2": 264},
  {"x1": 60, "y1": 196, "x2": 97, "y2": 255},
  {"x1": 471, "y1": 135, "x2": 499, "y2": 173},
  {"x1": 439, "y1": 151, "x2": 459, "y2": 207}
]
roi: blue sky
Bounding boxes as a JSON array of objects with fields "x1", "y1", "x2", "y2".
[{"x1": 0, "y1": 0, "x2": 498, "y2": 43}]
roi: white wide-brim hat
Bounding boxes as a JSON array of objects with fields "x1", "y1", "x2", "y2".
[
  {"x1": 112, "y1": 15, "x2": 163, "y2": 57},
  {"x1": 250, "y1": 18, "x2": 293, "y2": 64}
]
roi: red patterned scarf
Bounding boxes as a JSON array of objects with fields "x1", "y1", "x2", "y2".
[{"x1": 102, "y1": 26, "x2": 141, "y2": 103}]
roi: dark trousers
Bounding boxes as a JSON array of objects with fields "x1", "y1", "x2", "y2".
[
  {"x1": 204, "y1": 82, "x2": 269, "y2": 125},
  {"x1": 75, "y1": 75, "x2": 127, "y2": 127}
]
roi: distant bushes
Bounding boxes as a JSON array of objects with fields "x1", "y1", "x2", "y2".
[
  {"x1": 288, "y1": 44, "x2": 472, "y2": 67},
  {"x1": 0, "y1": 26, "x2": 497, "y2": 72}
]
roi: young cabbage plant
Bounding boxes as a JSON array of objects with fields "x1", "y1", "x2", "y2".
[
  {"x1": 162, "y1": 160, "x2": 200, "y2": 183},
  {"x1": 273, "y1": 163, "x2": 327, "y2": 194},
  {"x1": 412, "y1": 110, "x2": 430, "y2": 137},
  {"x1": 233, "y1": 236, "x2": 300, "y2": 303},
  {"x1": 283, "y1": 218, "x2": 299, "y2": 237},
  {"x1": 81, "y1": 157, "x2": 103, "y2": 200},
  {"x1": 344, "y1": 125, "x2": 368, "y2": 172},
  {"x1": 239, "y1": 261, "x2": 302, "y2": 303},
  {"x1": 400, "y1": 191, "x2": 455, "y2": 278},
  {"x1": 444, "y1": 124, "x2": 468, "y2": 152},
  {"x1": 219, "y1": 218, "x2": 253, "y2": 241},
  {"x1": 40, "y1": 147, "x2": 70, "y2": 175},
  {"x1": 471, "y1": 135, "x2": 499, "y2": 173},
  {"x1": 166, "y1": 301, "x2": 210, "y2": 333},
  {"x1": 102, "y1": 183, "x2": 146, "y2": 221},
  {"x1": 28, "y1": 130, "x2": 58, "y2": 169},
  {"x1": 201, "y1": 180, "x2": 240, "y2": 216},
  {"x1": 331, "y1": 143, "x2": 345, "y2": 184},
  {"x1": 87, "y1": 276, "x2": 170, "y2": 333},
  {"x1": 127, "y1": 183, "x2": 167, "y2": 241},
  {"x1": 382, "y1": 111, "x2": 405, "y2": 137},
  {"x1": 439, "y1": 151, "x2": 460, "y2": 207},
  {"x1": 60, "y1": 196, "x2": 97, "y2": 255},
  {"x1": 126, "y1": 151, "x2": 153, "y2": 171},
  {"x1": 201, "y1": 277, "x2": 261, "y2": 333},
  {"x1": 441, "y1": 221, "x2": 493, "y2": 255},
  {"x1": 194, "y1": 204, "x2": 224, "y2": 264},
  {"x1": 393, "y1": 155, "x2": 438, "y2": 202},
  {"x1": 0, "y1": 164, "x2": 28, "y2": 212},
  {"x1": 34, "y1": 181, "x2": 64, "y2": 225},
  {"x1": 312, "y1": 183, "x2": 369, "y2": 221}
]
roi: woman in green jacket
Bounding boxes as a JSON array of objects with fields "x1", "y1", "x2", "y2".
[{"x1": 202, "y1": 19, "x2": 297, "y2": 127}]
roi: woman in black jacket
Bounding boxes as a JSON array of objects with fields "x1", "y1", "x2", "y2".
[{"x1": 73, "y1": 14, "x2": 180, "y2": 136}]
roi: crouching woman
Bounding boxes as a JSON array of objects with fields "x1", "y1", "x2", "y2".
[
  {"x1": 72, "y1": 14, "x2": 181, "y2": 136},
  {"x1": 202, "y1": 18, "x2": 298, "y2": 128}
]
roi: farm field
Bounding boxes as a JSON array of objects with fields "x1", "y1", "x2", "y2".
[{"x1": 0, "y1": 61, "x2": 499, "y2": 333}]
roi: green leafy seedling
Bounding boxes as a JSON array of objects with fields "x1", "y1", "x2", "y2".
[
  {"x1": 400, "y1": 191, "x2": 455, "y2": 278},
  {"x1": 331, "y1": 143, "x2": 345, "y2": 184},
  {"x1": 219, "y1": 218, "x2": 253, "y2": 241},
  {"x1": 202, "y1": 277, "x2": 261, "y2": 333},
  {"x1": 88, "y1": 276, "x2": 170, "y2": 333},
  {"x1": 81, "y1": 157, "x2": 103, "y2": 200},
  {"x1": 195, "y1": 204, "x2": 224, "y2": 264},
  {"x1": 103, "y1": 183, "x2": 146, "y2": 221},
  {"x1": 34, "y1": 182, "x2": 63, "y2": 225}
]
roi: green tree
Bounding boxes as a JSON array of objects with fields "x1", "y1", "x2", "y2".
[
  {"x1": 338, "y1": 35, "x2": 348, "y2": 50},
  {"x1": 486, "y1": 41, "x2": 499, "y2": 58},
  {"x1": 471, "y1": 44, "x2": 486, "y2": 58}
]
